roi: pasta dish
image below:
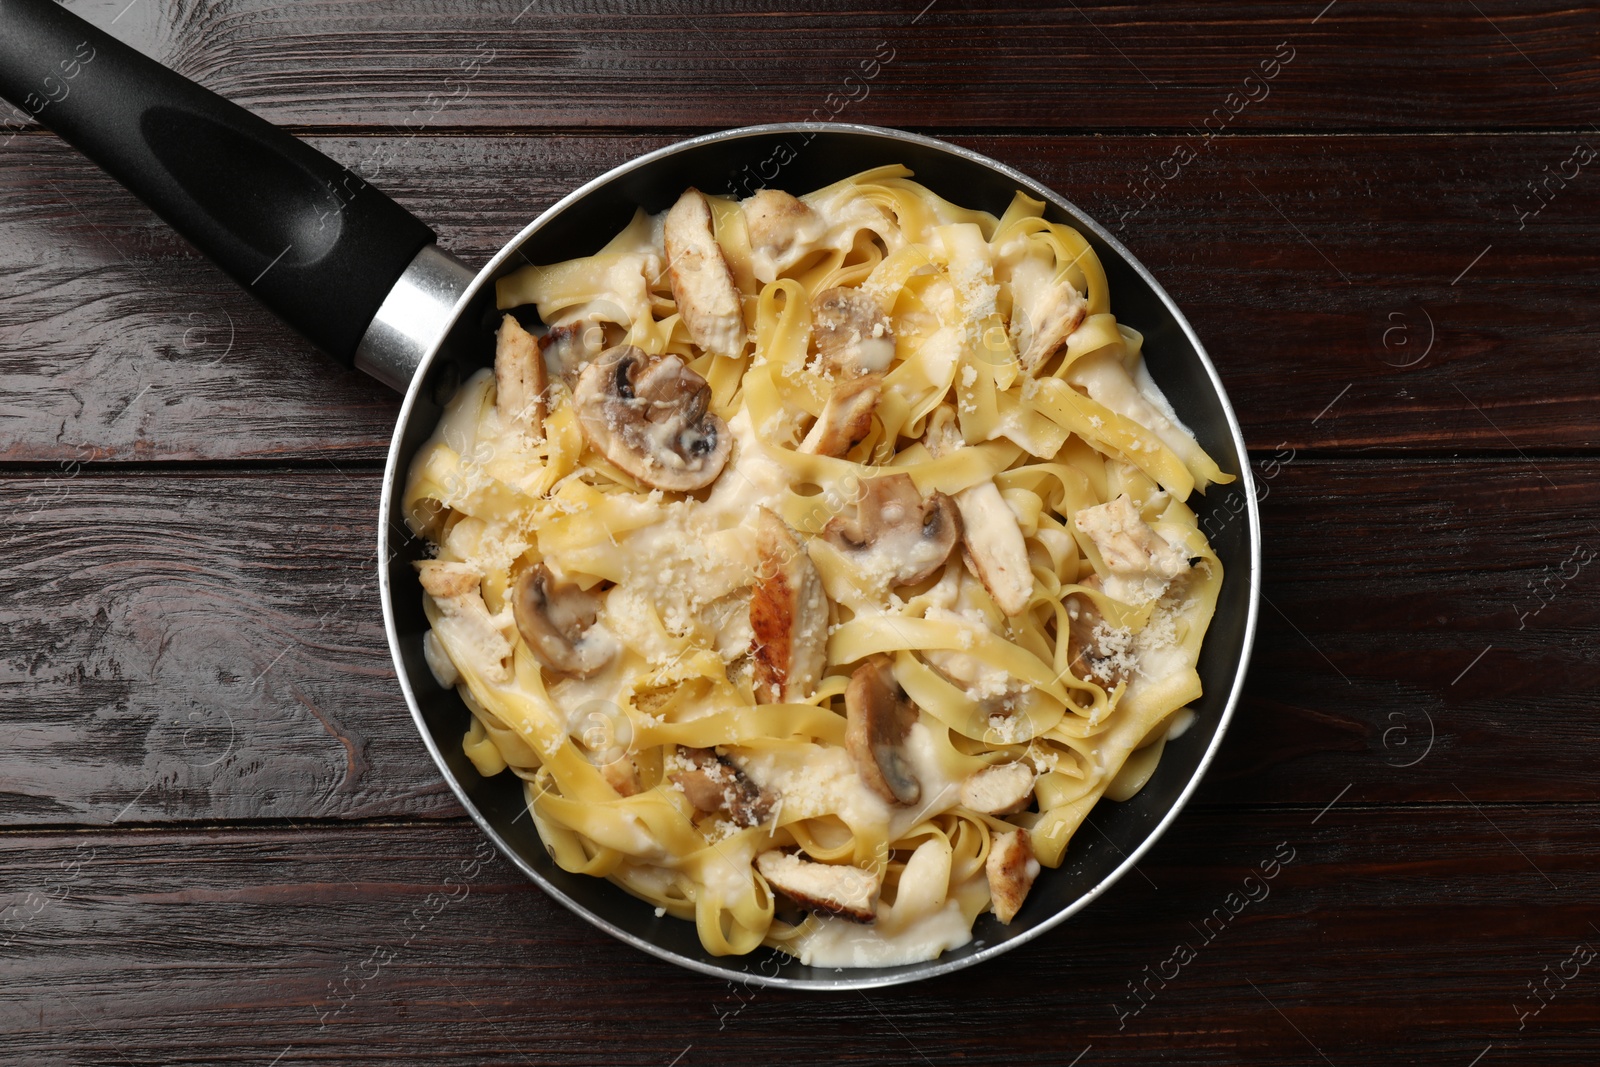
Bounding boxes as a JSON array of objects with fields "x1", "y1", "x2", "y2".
[{"x1": 403, "y1": 166, "x2": 1230, "y2": 967}]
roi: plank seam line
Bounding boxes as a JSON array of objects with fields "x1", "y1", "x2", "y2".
[
  {"x1": 7, "y1": 125, "x2": 1600, "y2": 140},
  {"x1": 2, "y1": 801, "x2": 1596, "y2": 837},
  {"x1": 3, "y1": 450, "x2": 1598, "y2": 477}
]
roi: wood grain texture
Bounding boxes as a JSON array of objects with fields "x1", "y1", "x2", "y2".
[
  {"x1": 2, "y1": 132, "x2": 1596, "y2": 463},
  {"x1": 0, "y1": 470, "x2": 458, "y2": 825},
  {"x1": 2, "y1": 1, "x2": 1596, "y2": 1057},
  {"x1": 33, "y1": 0, "x2": 1600, "y2": 132},
  {"x1": 1, "y1": 810, "x2": 1595, "y2": 1064},
  {"x1": 2, "y1": 460, "x2": 1595, "y2": 827}
]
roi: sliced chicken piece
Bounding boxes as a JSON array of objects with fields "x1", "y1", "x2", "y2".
[
  {"x1": 845, "y1": 656, "x2": 922, "y2": 805},
  {"x1": 986, "y1": 828, "x2": 1039, "y2": 924},
  {"x1": 1073, "y1": 493, "x2": 1191, "y2": 605},
  {"x1": 417, "y1": 561, "x2": 515, "y2": 684},
  {"x1": 799, "y1": 373, "x2": 881, "y2": 457},
  {"x1": 812, "y1": 286, "x2": 895, "y2": 376},
  {"x1": 956, "y1": 489, "x2": 1033, "y2": 616},
  {"x1": 1009, "y1": 259, "x2": 1086, "y2": 372},
  {"x1": 959, "y1": 762, "x2": 1036, "y2": 815},
  {"x1": 1066, "y1": 588, "x2": 1135, "y2": 690},
  {"x1": 600, "y1": 759, "x2": 642, "y2": 798},
  {"x1": 664, "y1": 188, "x2": 746, "y2": 358},
  {"x1": 671, "y1": 746, "x2": 773, "y2": 827},
  {"x1": 539, "y1": 318, "x2": 608, "y2": 385},
  {"x1": 495, "y1": 314, "x2": 547, "y2": 434},
  {"x1": 750, "y1": 508, "x2": 829, "y2": 704},
  {"x1": 924, "y1": 408, "x2": 1033, "y2": 615},
  {"x1": 743, "y1": 188, "x2": 826, "y2": 284},
  {"x1": 417, "y1": 560, "x2": 481, "y2": 601},
  {"x1": 756, "y1": 851, "x2": 881, "y2": 923}
]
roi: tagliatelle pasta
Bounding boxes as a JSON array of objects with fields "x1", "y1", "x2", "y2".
[{"x1": 403, "y1": 166, "x2": 1232, "y2": 967}]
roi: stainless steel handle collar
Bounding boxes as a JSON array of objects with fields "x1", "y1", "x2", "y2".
[{"x1": 355, "y1": 243, "x2": 477, "y2": 393}]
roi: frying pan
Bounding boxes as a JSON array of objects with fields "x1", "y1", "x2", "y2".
[{"x1": 1, "y1": 0, "x2": 1261, "y2": 989}]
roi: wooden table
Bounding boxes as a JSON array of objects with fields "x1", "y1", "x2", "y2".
[{"x1": 4, "y1": 2, "x2": 1597, "y2": 1063}]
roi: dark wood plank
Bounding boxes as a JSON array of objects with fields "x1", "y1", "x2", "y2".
[
  {"x1": 2, "y1": 459, "x2": 1595, "y2": 826},
  {"x1": 37, "y1": 0, "x2": 1600, "y2": 132},
  {"x1": 2, "y1": 132, "x2": 1596, "y2": 463},
  {"x1": 2, "y1": 809, "x2": 1596, "y2": 1064},
  {"x1": 0, "y1": 470, "x2": 459, "y2": 824},
  {"x1": 1207, "y1": 456, "x2": 1600, "y2": 805}
]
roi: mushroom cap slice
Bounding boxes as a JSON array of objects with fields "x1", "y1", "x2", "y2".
[
  {"x1": 511, "y1": 563, "x2": 616, "y2": 678},
  {"x1": 986, "y1": 828, "x2": 1039, "y2": 924},
  {"x1": 671, "y1": 746, "x2": 773, "y2": 827},
  {"x1": 812, "y1": 286, "x2": 895, "y2": 376},
  {"x1": 495, "y1": 314, "x2": 547, "y2": 434},
  {"x1": 664, "y1": 188, "x2": 746, "y2": 358},
  {"x1": 756, "y1": 851, "x2": 880, "y2": 923},
  {"x1": 573, "y1": 345, "x2": 732, "y2": 492},
  {"x1": 1066, "y1": 588, "x2": 1135, "y2": 690},
  {"x1": 959, "y1": 761, "x2": 1036, "y2": 815},
  {"x1": 844, "y1": 655, "x2": 922, "y2": 805},
  {"x1": 799, "y1": 372, "x2": 881, "y2": 458},
  {"x1": 750, "y1": 508, "x2": 829, "y2": 705},
  {"x1": 822, "y1": 473, "x2": 961, "y2": 587}
]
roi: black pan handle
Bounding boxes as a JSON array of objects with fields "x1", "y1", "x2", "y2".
[{"x1": 0, "y1": 0, "x2": 437, "y2": 366}]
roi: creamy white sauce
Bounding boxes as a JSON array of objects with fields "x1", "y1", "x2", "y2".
[
  {"x1": 1133, "y1": 357, "x2": 1195, "y2": 440},
  {"x1": 796, "y1": 898, "x2": 973, "y2": 968},
  {"x1": 885, "y1": 722, "x2": 963, "y2": 840},
  {"x1": 734, "y1": 743, "x2": 888, "y2": 832}
]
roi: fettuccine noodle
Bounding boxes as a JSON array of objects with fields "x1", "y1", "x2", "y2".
[{"x1": 403, "y1": 167, "x2": 1231, "y2": 967}]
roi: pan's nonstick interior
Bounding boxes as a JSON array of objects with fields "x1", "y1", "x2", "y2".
[{"x1": 381, "y1": 125, "x2": 1258, "y2": 989}]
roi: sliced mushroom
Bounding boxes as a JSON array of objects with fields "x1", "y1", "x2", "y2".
[
  {"x1": 1066, "y1": 587, "x2": 1135, "y2": 690},
  {"x1": 417, "y1": 561, "x2": 516, "y2": 684},
  {"x1": 959, "y1": 762, "x2": 1036, "y2": 816},
  {"x1": 750, "y1": 508, "x2": 829, "y2": 705},
  {"x1": 671, "y1": 746, "x2": 773, "y2": 827},
  {"x1": 755, "y1": 851, "x2": 880, "y2": 923},
  {"x1": 511, "y1": 563, "x2": 616, "y2": 678},
  {"x1": 743, "y1": 188, "x2": 825, "y2": 283},
  {"x1": 986, "y1": 828, "x2": 1039, "y2": 924},
  {"x1": 539, "y1": 318, "x2": 608, "y2": 385},
  {"x1": 1073, "y1": 493, "x2": 1191, "y2": 604},
  {"x1": 822, "y1": 473, "x2": 961, "y2": 588},
  {"x1": 573, "y1": 345, "x2": 732, "y2": 491},
  {"x1": 663, "y1": 188, "x2": 746, "y2": 358},
  {"x1": 924, "y1": 408, "x2": 1033, "y2": 615},
  {"x1": 845, "y1": 656, "x2": 922, "y2": 806},
  {"x1": 799, "y1": 373, "x2": 881, "y2": 458},
  {"x1": 495, "y1": 314, "x2": 547, "y2": 433},
  {"x1": 812, "y1": 286, "x2": 896, "y2": 376}
]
